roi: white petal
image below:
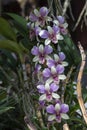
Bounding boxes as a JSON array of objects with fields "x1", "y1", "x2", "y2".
[
  {"x1": 45, "y1": 39, "x2": 51, "y2": 45},
  {"x1": 51, "y1": 66, "x2": 56, "y2": 75},
  {"x1": 59, "y1": 75, "x2": 66, "y2": 80},
  {"x1": 55, "y1": 103, "x2": 61, "y2": 111},
  {"x1": 53, "y1": 20, "x2": 59, "y2": 25},
  {"x1": 39, "y1": 45, "x2": 44, "y2": 53},
  {"x1": 48, "y1": 115, "x2": 56, "y2": 121},
  {"x1": 47, "y1": 16, "x2": 52, "y2": 21},
  {"x1": 52, "y1": 93, "x2": 60, "y2": 99},
  {"x1": 56, "y1": 34, "x2": 63, "y2": 40},
  {"x1": 39, "y1": 94, "x2": 46, "y2": 101},
  {"x1": 62, "y1": 62, "x2": 68, "y2": 67},
  {"x1": 54, "y1": 54, "x2": 59, "y2": 62},
  {"x1": 33, "y1": 56, "x2": 39, "y2": 62},
  {"x1": 46, "y1": 55, "x2": 52, "y2": 60},
  {"x1": 34, "y1": 9, "x2": 40, "y2": 17},
  {"x1": 63, "y1": 23, "x2": 68, "y2": 28},
  {"x1": 46, "y1": 77, "x2": 53, "y2": 84},
  {"x1": 45, "y1": 83, "x2": 50, "y2": 91},
  {"x1": 61, "y1": 114, "x2": 69, "y2": 119},
  {"x1": 47, "y1": 26, "x2": 53, "y2": 34},
  {"x1": 35, "y1": 21, "x2": 40, "y2": 26}
]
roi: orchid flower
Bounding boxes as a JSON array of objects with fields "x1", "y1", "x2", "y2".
[
  {"x1": 47, "y1": 52, "x2": 68, "y2": 68},
  {"x1": 43, "y1": 65, "x2": 66, "y2": 84},
  {"x1": 37, "y1": 83, "x2": 60, "y2": 102},
  {"x1": 53, "y1": 16, "x2": 68, "y2": 35},
  {"x1": 46, "y1": 103, "x2": 69, "y2": 122},
  {"x1": 29, "y1": 7, "x2": 52, "y2": 27},
  {"x1": 31, "y1": 44, "x2": 53, "y2": 64},
  {"x1": 27, "y1": 23, "x2": 41, "y2": 40},
  {"x1": 39, "y1": 25, "x2": 63, "y2": 45}
]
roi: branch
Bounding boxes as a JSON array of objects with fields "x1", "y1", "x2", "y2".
[
  {"x1": 77, "y1": 42, "x2": 87, "y2": 124},
  {"x1": 73, "y1": 1, "x2": 87, "y2": 31}
]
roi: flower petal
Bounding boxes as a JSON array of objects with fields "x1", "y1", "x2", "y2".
[
  {"x1": 45, "y1": 39, "x2": 51, "y2": 45},
  {"x1": 39, "y1": 30, "x2": 49, "y2": 39},
  {"x1": 43, "y1": 68, "x2": 51, "y2": 77},
  {"x1": 57, "y1": 16, "x2": 65, "y2": 24},
  {"x1": 46, "y1": 77, "x2": 53, "y2": 84},
  {"x1": 53, "y1": 25, "x2": 60, "y2": 33},
  {"x1": 56, "y1": 34, "x2": 63, "y2": 40},
  {"x1": 61, "y1": 104, "x2": 69, "y2": 113},
  {"x1": 39, "y1": 45, "x2": 44, "y2": 53},
  {"x1": 59, "y1": 74, "x2": 66, "y2": 80},
  {"x1": 52, "y1": 93, "x2": 60, "y2": 99},
  {"x1": 61, "y1": 113, "x2": 69, "y2": 119},
  {"x1": 50, "y1": 83, "x2": 59, "y2": 92},
  {"x1": 31, "y1": 46, "x2": 39, "y2": 55},
  {"x1": 40, "y1": 7, "x2": 48, "y2": 16},
  {"x1": 46, "y1": 105, "x2": 55, "y2": 114},
  {"x1": 48, "y1": 115, "x2": 56, "y2": 121},
  {"x1": 56, "y1": 65, "x2": 64, "y2": 74},
  {"x1": 45, "y1": 45, "x2": 53, "y2": 54},
  {"x1": 47, "y1": 26, "x2": 53, "y2": 34},
  {"x1": 62, "y1": 61, "x2": 68, "y2": 67},
  {"x1": 33, "y1": 56, "x2": 39, "y2": 62},
  {"x1": 47, "y1": 59, "x2": 55, "y2": 68},
  {"x1": 37, "y1": 85, "x2": 45, "y2": 93},
  {"x1": 34, "y1": 9, "x2": 40, "y2": 17},
  {"x1": 29, "y1": 12, "x2": 37, "y2": 21},
  {"x1": 39, "y1": 94, "x2": 46, "y2": 101},
  {"x1": 59, "y1": 52, "x2": 65, "y2": 61}
]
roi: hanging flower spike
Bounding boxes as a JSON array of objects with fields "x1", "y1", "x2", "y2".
[
  {"x1": 46, "y1": 103, "x2": 69, "y2": 122},
  {"x1": 47, "y1": 52, "x2": 68, "y2": 68},
  {"x1": 53, "y1": 16, "x2": 68, "y2": 35},
  {"x1": 39, "y1": 25, "x2": 63, "y2": 45},
  {"x1": 29, "y1": 7, "x2": 52, "y2": 27},
  {"x1": 31, "y1": 44, "x2": 53, "y2": 64},
  {"x1": 37, "y1": 83, "x2": 60, "y2": 102},
  {"x1": 43, "y1": 65, "x2": 66, "y2": 84}
]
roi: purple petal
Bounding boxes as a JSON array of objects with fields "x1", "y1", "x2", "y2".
[
  {"x1": 59, "y1": 52, "x2": 65, "y2": 61},
  {"x1": 39, "y1": 30, "x2": 49, "y2": 39},
  {"x1": 47, "y1": 59, "x2": 55, "y2": 68},
  {"x1": 40, "y1": 7, "x2": 48, "y2": 17},
  {"x1": 29, "y1": 12, "x2": 37, "y2": 21},
  {"x1": 57, "y1": 16, "x2": 65, "y2": 24},
  {"x1": 53, "y1": 25, "x2": 60, "y2": 34},
  {"x1": 56, "y1": 65, "x2": 64, "y2": 74},
  {"x1": 37, "y1": 84, "x2": 45, "y2": 93},
  {"x1": 45, "y1": 45, "x2": 53, "y2": 54},
  {"x1": 61, "y1": 104, "x2": 69, "y2": 113},
  {"x1": 31, "y1": 46, "x2": 39, "y2": 55},
  {"x1": 46, "y1": 105, "x2": 55, "y2": 114},
  {"x1": 35, "y1": 27, "x2": 41, "y2": 36},
  {"x1": 50, "y1": 83, "x2": 59, "y2": 92},
  {"x1": 43, "y1": 68, "x2": 51, "y2": 77}
]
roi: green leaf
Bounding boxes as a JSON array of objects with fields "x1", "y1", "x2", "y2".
[
  {"x1": 0, "y1": 40, "x2": 23, "y2": 61},
  {"x1": 0, "y1": 107, "x2": 14, "y2": 114},
  {"x1": 7, "y1": 13, "x2": 28, "y2": 37},
  {"x1": 0, "y1": 17, "x2": 16, "y2": 41}
]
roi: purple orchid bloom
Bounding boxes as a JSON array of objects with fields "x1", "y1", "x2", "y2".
[
  {"x1": 46, "y1": 103, "x2": 69, "y2": 122},
  {"x1": 43, "y1": 65, "x2": 66, "y2": 84},
  {"x1": 28, "y1": 23, "x2": 41, "y2": 40},
  {"x1": 37, "y1": 83, "x2": 60, "y2": 102},
  {"x1": 53, "y1": 16, "x2": 68, "y2": 35},
  {"x1": 47, "y1": 52, "x2": 68, "y2": 68},
  {"x1": 39, "y1": 25, "x2": 63, "y2": 45},
  {"x1": 29, "y1": 7, "x2": 52, "y2": 27},
  {"x1": 31, "y1": 44, "x2": 53, "y2": 64}
]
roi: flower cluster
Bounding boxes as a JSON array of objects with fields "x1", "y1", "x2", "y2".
[{"x1": 28, "y1": 6, "x2": 69, "y2": 123}]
